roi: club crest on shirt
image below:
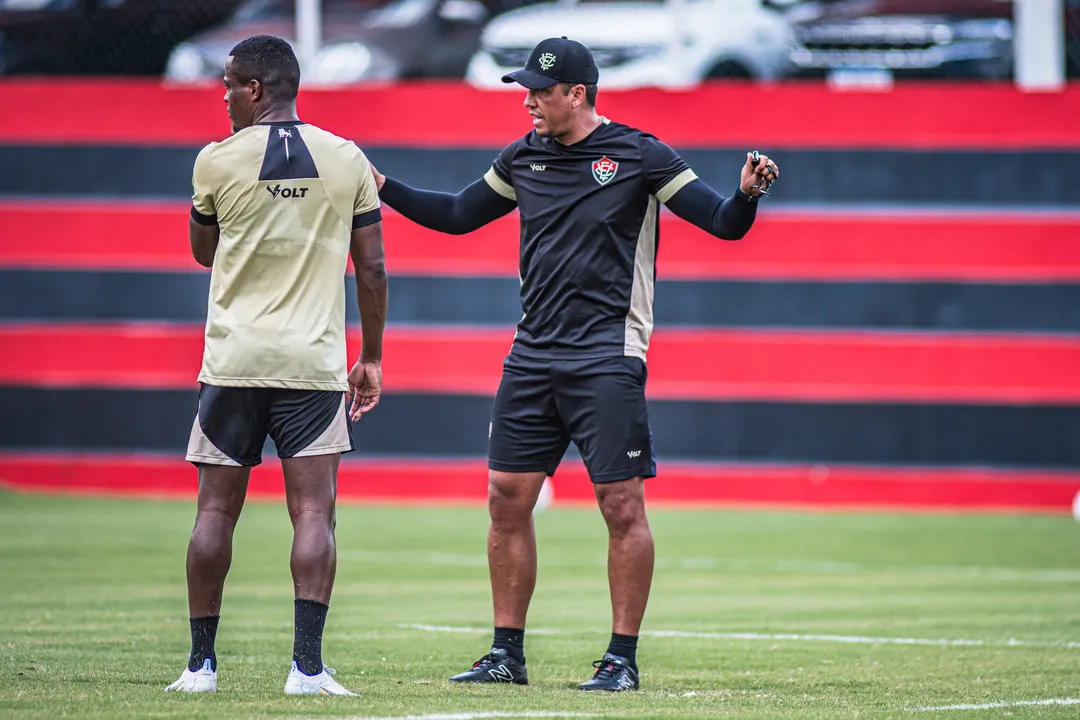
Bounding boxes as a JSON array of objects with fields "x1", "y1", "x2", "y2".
[{"x1": 592, "y1": 157, "x2": 618, "y2": 185}]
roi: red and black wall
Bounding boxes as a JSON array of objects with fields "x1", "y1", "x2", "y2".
[{"x1": 1, "y1": 81, "x2": 1078, "y2": 510}]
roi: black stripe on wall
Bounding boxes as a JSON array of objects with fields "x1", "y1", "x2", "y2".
[
  {"x1": 3, "y1": 270, "x2": 1079, "y2": 333},
  {"x1": 2, "y1": 145, "x2": 1078, "y2": 206},
  {"x1": 2, "y1": 387, "x2": 1077, "y2": 469}
]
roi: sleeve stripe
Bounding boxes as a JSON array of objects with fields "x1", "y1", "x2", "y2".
[
  {"x1": 484, "y1": 167, "x2": 516, "y2": 201},
  {"x1": 352, "y1": 207, "x2": 383, "y2": 229},
  {"x1": 655, "y1": 169, "x2": 698, "y2": 204},
  {"x1": 190, "y1": 206, "x2": 218, "y2": 226}
]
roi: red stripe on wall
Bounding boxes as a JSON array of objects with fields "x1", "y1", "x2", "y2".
[
  {"x1": 4, "y1": 201, "x2": 1080, "y2": 280},
  {"x1": 1, "y1": 453, "x2": 1077, "y2": 512},
  {"x1": 4, "y1": 324, "x2": 1079, "y2": 403},
  {"x1": 1, "y1": 81, "x2": 1079, "y2": 148}
]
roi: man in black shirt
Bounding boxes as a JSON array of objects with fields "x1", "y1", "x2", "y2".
[{"x1": 372, "y1": 37, "x2": 778, "y2": 691}]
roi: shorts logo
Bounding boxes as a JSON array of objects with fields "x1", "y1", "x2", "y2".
[
  {"x1": 267, "y1": 184, "x2": 309, "y2": 199},
  {"x1": 627, "y1": 450, "x2": 642, "y2": 458},
  {"x1": 592, "y1": 157, "x2": 618, "y2": 185},
  {"x1": 538, "y1": 52, "x2": 557, "y2": 70}
]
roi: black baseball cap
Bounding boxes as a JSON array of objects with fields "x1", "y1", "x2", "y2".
[{"x1": 501, "y1": 37, "x2": 599, "y2": 90}]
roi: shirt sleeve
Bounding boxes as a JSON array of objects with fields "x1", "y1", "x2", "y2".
[
  {"x1": 190, "y1": 143, "x2": 218, "y2": 225},
  {"x1": 483, "y1": 141, "x2": 518, "y2": 202},
  {"x1": 353, "y1": 146, "x2": 383, "y2": 229},
  {"x1": 640, "y1": 133, "x2": 698, "y2": 204}
]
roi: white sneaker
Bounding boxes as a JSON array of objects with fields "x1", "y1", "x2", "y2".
[
  {"x1": 284, "y1": 661, "x2": 358, "y2": 696},
  {"x1": 164, "y1": 658, "x2": 217, "y2": 693}
]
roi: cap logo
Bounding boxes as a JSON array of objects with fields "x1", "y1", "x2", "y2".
[{"x1": 538, "y1": 52, "x2": 557, "y2": 70}]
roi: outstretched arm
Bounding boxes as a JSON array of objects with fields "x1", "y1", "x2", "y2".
[
  {"x1": 372, "y1": 162, "x2": 517, "y2": 236},
  {"x1": 663, "y1": 180, "x2": 759, "y2": 241},
  {"x1": 645, "y1": 136, "x2": 779, "y2": 241},
  {"x1": 664, "y1": 152, "x2": 778, "y2": 241},
  {"x1": 379, "y1": 176, "x2": 517, "y2": 235}
]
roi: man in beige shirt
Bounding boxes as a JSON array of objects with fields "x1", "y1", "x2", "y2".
[{"x1": 165, "y1": 35, "x2": 387, "y2": 697}]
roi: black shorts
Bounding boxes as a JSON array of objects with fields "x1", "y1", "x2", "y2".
[
  {"x1": 185, "y1": 384, "x2": 353, "y2": 467},
  {"x1": 488, "y1": 354, "x2": 656, "y2": 483}
]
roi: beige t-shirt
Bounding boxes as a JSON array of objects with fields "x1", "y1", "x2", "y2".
[{"x1": 191, "y1": 121, "x2": 380, "y2": 391}]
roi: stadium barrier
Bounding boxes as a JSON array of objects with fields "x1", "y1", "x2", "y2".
[{"x1": 1, "y1": 81, "x2": 1078, "y2": 511}]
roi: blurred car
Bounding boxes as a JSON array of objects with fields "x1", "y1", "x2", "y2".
[
  {"x1": 786, "y1": 0, "x2": 1015, "y2": 81},
  {"x1": 165, "y1": 0, "x2": 518, "y2": 85},
  {"x1": 466, "y1": 0, "x2": 795, "y2": 89},
  {"x1": 0, "y1": 0, "x2": 245, "y2": 76}
]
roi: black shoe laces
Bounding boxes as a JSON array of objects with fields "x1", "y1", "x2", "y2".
[
  {"x1": 590, "y1": 658, "x2": 625, "y2": 682},
  {"x1": 473, "y1": 653, "x2": 513, "y2": 670}
]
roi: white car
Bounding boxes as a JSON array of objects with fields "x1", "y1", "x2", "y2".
[{"x1": 466, "y1": 0, "x2": 795, "y2": 89}]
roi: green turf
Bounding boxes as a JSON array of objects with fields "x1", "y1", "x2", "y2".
[{"x1": 1, "y1": 489, "x2": 1079, "y2": 719}]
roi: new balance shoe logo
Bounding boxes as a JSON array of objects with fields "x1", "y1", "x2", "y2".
[
  {"x1": 530, "y1": 164, "x2": 546, "y2": 171},
  {"x1": 267, "y1": 184, "x2": 309, "y2": 199},
  {"x1": 627, "y1": 450, "x2": 642, "y2": 458},
  {"x1": 487, "y1": 665, "x2": 515, "y2": 683},
  {"x1": 617, "y1": 673, "x2": 636, "y2": 689}
]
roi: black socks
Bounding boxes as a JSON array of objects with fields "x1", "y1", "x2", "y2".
[
  {"x1": 189, "y1": 613, "x2": 631, "y2": 677},
  {"x1": 489, "y1": 628, "x2": 635, "y2": 668},
  {"x1": 293, "y1": 599, "x2": 329, "y2": 676},
  {"x1": 187, "y1": 616, "x2": 220, "y2": 672},
  {"x1": 606, "y1": 632, "x2": 638, "y2": 668},
  {"x1": 493, "y1": 626, "x2": 526, "y2": 664}
]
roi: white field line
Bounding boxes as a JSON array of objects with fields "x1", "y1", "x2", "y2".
[
  {"x1": 341, "y1": 551, "x2": 1080, "y2": 583},
  {"x1": 402, "y1": 624, "x2": 1080, "y2": 649},
  {"x1": 404, "y1": 624, "x2": 559, "y2": 636},
  {"x1": 326, "y1": 714, "x2": 598, "y2": 720},
  {"x1": 908, "y1": 697, "x2": 1080, "y2": 711},
  {"x1": 645, "y1": 630, "x2": 1080, "y2": 649}
]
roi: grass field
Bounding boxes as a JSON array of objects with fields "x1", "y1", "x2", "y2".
[{"x1": 1, "y1": 489, "x2": 1079, "y2": 719}]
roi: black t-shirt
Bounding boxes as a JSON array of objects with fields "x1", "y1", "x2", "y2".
[{"x1": 482, "y1": 119, "x2": 698, "y2": 360}]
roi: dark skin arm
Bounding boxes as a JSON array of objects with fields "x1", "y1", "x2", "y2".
[
  {"x1": 189, "y1": 217, "x2": 220, "y2": 268},
  {"x1": 347, "y1": 220, "x2": 388, "y2": 421}
]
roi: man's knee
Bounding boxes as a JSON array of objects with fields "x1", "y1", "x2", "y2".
[
  {"x1": 488, "y1": 470, "x2": 545, "y2": 521},
  {"x1": 290, "y1": 504, "x2": 336, "y2": 531},
  {"x1": 194, "y1": 504, "x2": 242, "y2": 528},
  {"x1": 596, "y1": 479, "x2": 648, "y2": 536},
  {"x1": 194, "y1": 492, "x2": 246, "y2": 529}
]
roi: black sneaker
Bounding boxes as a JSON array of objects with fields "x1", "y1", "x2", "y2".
[
  {"x1": 448, "y1": 647, "x2": 528, "y2": 685},
  {"x1": 578, "y1": 653, "x2": 640, "y2": 691}
]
